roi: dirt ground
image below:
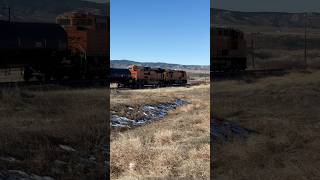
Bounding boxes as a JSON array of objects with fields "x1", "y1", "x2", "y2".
[
  {"x1": 212, "y1": 70, "x2": 320, "y2": 180},
  {"x1": 110, "y1": 85, "x2": 210, "y2": 179}
]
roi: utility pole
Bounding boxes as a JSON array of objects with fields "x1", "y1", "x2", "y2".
[
  {"x1": 251, "y1": 33, "x2": 255, "y2": 69},
  {"x1": 304, "y1": 12, "x2": 308, "y2": 69},
  {"x1": 8, "y1": 6, "x2": 10, "y2": 22}
]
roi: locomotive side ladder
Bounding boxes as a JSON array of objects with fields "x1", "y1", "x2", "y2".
[{"x1": 78, "y1": 45, "x2": 88, "y2": 78}]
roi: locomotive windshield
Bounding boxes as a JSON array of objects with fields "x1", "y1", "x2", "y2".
[
  {"x1": 57, "y1": 18, "x2": 71, "y2": 26},
  {"x1": 73, "y1": 19, "x2": 93, "y2": 26}
]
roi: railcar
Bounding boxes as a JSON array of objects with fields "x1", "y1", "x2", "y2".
[
  {"x1": 0, "y1": 11, "x2": 108, "y2": 81},
  {"x1": 211, "y1": 27, "x2": 247, "y2": 72},
  {"x1": 0, "y1": 21, "x2": 68, "y2": 80},
  {"x1": 110, "y1": 68, "x2": 131, "y2": 86}
]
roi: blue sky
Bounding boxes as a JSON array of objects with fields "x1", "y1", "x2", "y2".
[{"x1": 111, "y1": 0, "x2": 210, "y2": 65}]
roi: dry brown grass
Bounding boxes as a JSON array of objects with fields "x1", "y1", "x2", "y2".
[
  {"x1": 110, "y1": 85, "x2": 210, "y2": 179},
  {"x1": 235, "y1": 25, "x2": 320, "y2": 70},
  {"x1": 247, "y1": 49, "x2": 320, "y2": 70},
  {"x1": 0, "y1": 87, "x2": 108, "y2": 179},
  {"x1": 212, "y1": 70, "x2": 320, "y2": 180}
]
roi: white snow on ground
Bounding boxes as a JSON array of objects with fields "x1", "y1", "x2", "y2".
[
  {"x1": 212, "y1": 117, "x2": 258, "y2": 142},
  {"x1": 0, "y1": 170, "x2": 54, "y2": 180},
  {"x1": 111, "y1": 99, "x2": 189, "y2": 128}
]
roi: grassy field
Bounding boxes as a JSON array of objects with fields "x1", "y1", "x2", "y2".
[
  {"x1": 188, "y1": 72, "x2": 210, "y2": 86},
  {"x1": 110, "y1": 85, "x2": 210, "y2": 179},
  {"x1": 246, "y1": 49, "x2": 320, "y2": 70},
  {"x1": 0, "y1": 87, "x2": 108, "y2": 179},
  {"x1": 230, "y1": 25, "x2": 320, "y2": 70},
  {"x1": 212, "y1": 70, "x2": 320, "y2": 179}
]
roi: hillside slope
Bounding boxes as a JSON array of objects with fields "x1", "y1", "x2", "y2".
[
  {"x1": 111, "y1": 60, "x2": 209, "y2": 71},
  {"x1": 0, "y1": 0, "x2": 107, "y2": 22},
  {"x1": 212, "y1": 8, "x2": 320, "y2": 28}
]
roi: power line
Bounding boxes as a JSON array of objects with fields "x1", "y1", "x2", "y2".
[{"x1": 304, "y1": 12, "x2": 308, "y2": 69}]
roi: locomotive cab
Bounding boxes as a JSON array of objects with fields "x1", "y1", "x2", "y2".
[
  {"x1": 56, "y1": 11, "x2": 108, "y2": 79},
  {"x1": 211, "y1": 27, "x2": 247, "y2": 72}
]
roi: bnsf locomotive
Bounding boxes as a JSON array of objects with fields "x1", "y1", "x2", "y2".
[
  {"x1": 111, "y1": 65, "x2": 187, "y2": 88},
  {"x1": 0, "y1": 11, "x2": 109, "y2": 81},
  {"x1": 211, "y1": 27, "x2": 247, "y2": 72}
]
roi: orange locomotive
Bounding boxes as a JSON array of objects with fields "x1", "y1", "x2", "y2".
[
  {"x1": 164, "y1": 69, "x2": 188, "y2": 85},
  {"x1": 56, "y1": 11, "x2": 108, "y2": 79},
  {"x1": 111, "y1": 65, "x2": 187, "y2": 88},
  {"x1": 211, "y1": 27, "x2": 247, "y2": 72},
  {"x1": 128, "y1": 65, "x2": 165, "y2": 88},
  {"x1": 56, "y1": 11, "x2": 108, "y2": 56}
]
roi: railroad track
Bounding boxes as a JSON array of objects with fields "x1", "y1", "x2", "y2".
[
  {"x1": 110, "y1": 83, "x2": 195, "y2": 90},
  {"x1": 245, "y1": 69, "x2": 288, "y2": 76},
  {"x1": 212, "y1": 69, "x2": 289, "y2": 81},
  {"x1": 0, "y1": 69, "x2": 287, "y2": 89},
  {"x1": 0, "y1": 79, "x2": 108, "y2": 90},
  {"x1": 0, "y1": 80, "x2": 199, "y2": 90}
]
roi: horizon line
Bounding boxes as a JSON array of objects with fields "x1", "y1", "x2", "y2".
[
  {"x1": 111, "y1": 59, "x2": 209, "y2": 66},
  {"x1": 211, "y1": 7, "x2": 320, "y2": 14}
]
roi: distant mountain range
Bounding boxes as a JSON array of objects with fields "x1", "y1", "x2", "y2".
[
  {"x1": 111, "y1": 60, "x2": 209, "y2": 71},
  {"x1": 212, "y1": 8, "x2": 320, "y2": 28},
  {"x1": 0, "y1": 0, "x2": 108, "y2": 22}
]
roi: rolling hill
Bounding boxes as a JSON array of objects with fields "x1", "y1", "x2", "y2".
[
  {"x1": 0, "y1": 0, "x2": 108, "y2": 22},
  {"x1": 212, "y1": 8, "x2": 320, "y2": 28},
  {"x1": 111, "y1": 60, "x2": 209, "y2": 71}
]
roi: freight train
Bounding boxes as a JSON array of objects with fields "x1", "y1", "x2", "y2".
[
  {"x1": 111, "y1": 65, "x2": 188, "y2": 88},
  {"x1": 0, "y1": 11, "x2": 109, "y2": 81},
  {"x1": 211, "y1": 27, "x2": 247, "y2": 72}
]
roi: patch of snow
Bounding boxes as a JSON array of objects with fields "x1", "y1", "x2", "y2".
[
  {"x1": 111, "y1": 115, "x2": 135, "y2": 127},
  {"x1": 89, "y1": 155, "x2": 96, "y2": 162},
  {"x1": 59, "y1": 145, "x2": 76, "y2": 152},
  {"x1": 111, "y1": 99, "x2": 189, "y2": 128},
  {"x1": 212, "y1": 118, "x2": 258, "y2": 142},
  {"x1": 54, "y1": 160, "x2": 67, "y2": 166},
  {"x1": 0, "y1": 156, "x2": 17, "y2": 162},
  {"x1": 0, "y1": 170, "x2": 54, "y2": 180}
]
